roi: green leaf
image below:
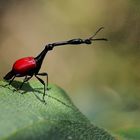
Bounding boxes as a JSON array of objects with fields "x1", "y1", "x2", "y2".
[{"x1": 0, "y1": 80, "x2": 115, "y2": 140}]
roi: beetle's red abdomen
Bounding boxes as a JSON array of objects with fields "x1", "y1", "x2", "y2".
[{"x1": 13, "y1": 57, "x2": 36, "y2": 75}]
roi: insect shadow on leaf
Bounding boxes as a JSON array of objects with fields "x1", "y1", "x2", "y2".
[{"x1": 1, "y1": 80, "x2": 74, "y2": 108}]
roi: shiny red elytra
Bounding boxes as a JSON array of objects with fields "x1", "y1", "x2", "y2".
[
  {"x1": 13, "y1": 57, "x2": 36, "y2": 75},
  {"x1": 4, "y1": 27, "x2": 107, "y2": 101}
]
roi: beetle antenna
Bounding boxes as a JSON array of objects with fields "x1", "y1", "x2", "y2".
[
  {"x1": 89, "y1": 27, "x2": 104, "y2": 39},
  {"x1": 89, "y1": 27, "x2": 108, "y2": 41}
]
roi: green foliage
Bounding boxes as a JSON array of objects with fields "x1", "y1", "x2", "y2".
[
  {"x1": 0, "y1": 80, "x2": 114, "y2": 140},
  {"x1": 117, "y1": 127, "x2": 140, "y2": 140}
]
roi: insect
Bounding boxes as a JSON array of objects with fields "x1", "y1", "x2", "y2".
[{"x1": 4, "y1": 27, "x2": 107, "y2": 101}]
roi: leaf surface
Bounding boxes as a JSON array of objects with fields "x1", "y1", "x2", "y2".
[{"x1": 0, "y1": 80, "x2": 115, "y2": 140}]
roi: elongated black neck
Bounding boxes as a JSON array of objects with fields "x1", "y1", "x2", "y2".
[
  {"x1": 34, "y1": 36, "x2": 107, "y2": 73},
  {"x1": 34, "y1": 46, "x2": 49, "y2": 73},
  {"x1": 35, "y1": 47, "x2": 47, "y2": 62},
  {"x1": 35, "y1": 39, "x2": 85, "y2": 63}
]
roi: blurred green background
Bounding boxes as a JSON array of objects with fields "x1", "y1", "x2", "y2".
[{"x1": 0, "y1": 0, "x2": 140, "y2": 134}]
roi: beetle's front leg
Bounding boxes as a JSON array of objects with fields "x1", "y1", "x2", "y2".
[{"x1": 36, "y1": 72, "x2": 50, "y2": 90}]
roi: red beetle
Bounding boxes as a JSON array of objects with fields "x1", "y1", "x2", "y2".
[{"x1": 4, "y1": 27, "x2": 107, "y2": 101}]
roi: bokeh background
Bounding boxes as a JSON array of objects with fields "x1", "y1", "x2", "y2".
[{"x1": 0, "y1": 0, "x2": 140, "y2": 135}]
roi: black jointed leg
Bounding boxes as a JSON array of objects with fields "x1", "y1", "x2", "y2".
[
  {"x1": 8, "y1": 75, "x2": 16, "y2": 85},
  {"x1": 37, "y1": 72, "x2": 49, "y2": 89},
  {"x1": 35, "y1": 75, "x2": 46, "y2": 101},
  {"x1": 4, "y1": 75, "x2": 16, "y2": 87}
]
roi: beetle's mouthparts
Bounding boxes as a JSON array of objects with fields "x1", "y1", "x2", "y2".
[{"x1": 92, "y1": 38, "x2": 108, "y2": 41}]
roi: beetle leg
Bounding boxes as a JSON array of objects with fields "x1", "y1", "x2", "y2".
[
  {"x1": 4, "y1": 75, "x2": 16, "y2": 87},
  {"x1": 35, "y1": 75, "x2": 46, "y2": 101},
  {"x1": 36, "y1": 72, "x2": 49, "y2": 90},
  {"x1": 9, "y1": 75, "x2": 16, "y2": 85},
  {"x1": 18, "y1": 75, "x2": 32, "y2": 90}
]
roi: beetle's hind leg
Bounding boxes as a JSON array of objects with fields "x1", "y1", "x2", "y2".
[{"x1": 3, "y1": 75, "x2": 16, "y2": 87}]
